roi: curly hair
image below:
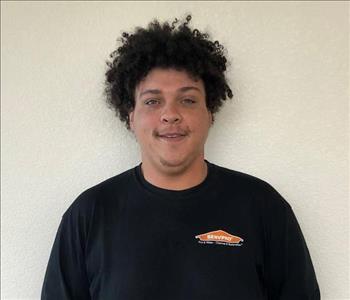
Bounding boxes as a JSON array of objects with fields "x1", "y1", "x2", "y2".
[{"x1": 105, "y1": 15, "x2": 233, "y2": 129}]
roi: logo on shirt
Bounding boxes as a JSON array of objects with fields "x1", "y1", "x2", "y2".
[{"x1": 195, "y1": 230, "x2": 244, "y2": 246}]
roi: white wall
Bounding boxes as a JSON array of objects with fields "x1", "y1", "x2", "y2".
[{"x1": 1, "y1": 1, "x2": 348, "y2": 299}]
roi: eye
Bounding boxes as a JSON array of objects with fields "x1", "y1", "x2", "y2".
[
  {"x1": 144, "y1": 99, "x2": 160, "y2": 106},
  {"x1": 182, "y1": 98, "x2": 196, "y2": 105}
]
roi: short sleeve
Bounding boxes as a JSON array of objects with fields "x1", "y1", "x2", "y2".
[
  {"x1": 41, "y1": 195, "x2": 93, "y2": 300},
  {"x1": 261, "y1": 184, "x2": 320, "y2": 299}
]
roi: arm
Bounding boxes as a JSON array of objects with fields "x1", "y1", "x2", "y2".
[
  {"x1": 262, "y1": 185, "x2": 320, "y2": 299},
  {"x1": 41, "y1": 205, "x2": 91, "y2": 299}
]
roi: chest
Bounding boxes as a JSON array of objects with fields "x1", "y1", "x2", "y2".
[{"x1": 85, "y1": 195, "x2": 267, "y2": 299}]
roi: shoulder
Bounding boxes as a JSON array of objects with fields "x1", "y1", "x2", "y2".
[
  {"x1": 63, "y1": 167, "x2": 135, "y2": 219},
  {"x1": 212, "y1": 163, "x2": 267, "y2": 186},
  {"x1": 210, "y1": 162, "x2": 292, "y2": 211},
  {"x1": 211, "y1": 162, "x2": 275, "y2": 193}
]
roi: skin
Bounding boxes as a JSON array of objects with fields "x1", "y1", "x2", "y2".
[{"x1": 129, "y1": 68, "x2": 213, "y2": 190}]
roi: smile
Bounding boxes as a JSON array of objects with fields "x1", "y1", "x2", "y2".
[{"x1": 157, "y1": 133, "x2": 187, "y2": 142}]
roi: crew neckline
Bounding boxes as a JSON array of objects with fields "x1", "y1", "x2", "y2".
[{"x1": 133, "y1": 160, "x2": 215, "y2": 200}]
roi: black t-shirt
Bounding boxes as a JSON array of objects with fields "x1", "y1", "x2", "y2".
[{"x1": 41, "y1": 161, "x2": 320, "y2": 299}]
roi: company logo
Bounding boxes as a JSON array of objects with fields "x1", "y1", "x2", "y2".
[{"x1": 195, "y1": 230, "x2": 244, "y2": 246}]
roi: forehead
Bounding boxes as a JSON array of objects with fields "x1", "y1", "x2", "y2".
[{"x1": 135, "y1": 68, "x2": 204, "y2": 96}]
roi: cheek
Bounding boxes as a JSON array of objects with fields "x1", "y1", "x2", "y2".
[
  {"x1": 189, "y1": 113, "x2": 211, "y2": 133},
  {"x1": 139, "y1": 115, "x2": 158, "y2": 131},
  {"x1": 133, "y1": 111, "x2": 158, "y2": 134}
]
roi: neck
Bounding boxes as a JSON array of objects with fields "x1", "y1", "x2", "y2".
[{"x1": 141, "y1": 158, "x2": 208, "y2": 191}]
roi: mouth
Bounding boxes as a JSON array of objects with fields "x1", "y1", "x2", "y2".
[{"x1": 155, "y1": 131, "x2": 188, "y2": 142}]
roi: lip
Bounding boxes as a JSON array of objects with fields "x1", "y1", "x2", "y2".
[{"x1": 156, "y1": 132, "x2": 187, "y2": 142}]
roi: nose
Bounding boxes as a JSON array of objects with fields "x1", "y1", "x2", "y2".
[{"x1": 160, "y1": 103, "x2": 182, "y2": 124}]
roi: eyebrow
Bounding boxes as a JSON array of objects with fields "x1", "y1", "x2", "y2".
[{"x1": 139, "y1": 86, "x2": 202, "y2": 97}]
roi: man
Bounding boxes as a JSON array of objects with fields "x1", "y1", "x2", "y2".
[{"x1": 41, "y1": 15, "x2": 320, "y2": 299}]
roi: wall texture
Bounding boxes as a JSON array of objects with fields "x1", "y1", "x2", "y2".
[{"x1": 1, "y1": 1, "x2": 349, "y2": 299}]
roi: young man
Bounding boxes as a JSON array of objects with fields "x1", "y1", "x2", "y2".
[{"x1": 41, "y1": 16, "x2": 320, "y2": 299}]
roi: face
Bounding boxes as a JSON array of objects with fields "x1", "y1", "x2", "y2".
[{"x1": 129, "y1": 68, "x2": 212, "y2": 175}]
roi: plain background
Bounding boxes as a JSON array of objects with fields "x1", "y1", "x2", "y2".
[{"x1": 1, "y1": 1, "x2": 349, "y2": 299}]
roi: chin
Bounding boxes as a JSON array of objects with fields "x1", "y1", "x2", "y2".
[
  {"x1": 159, "y1": 156, "x2": 186, "y2": 168},
  {"x1": 158, "y1": 154, "x2": 199, "y2": 175}
]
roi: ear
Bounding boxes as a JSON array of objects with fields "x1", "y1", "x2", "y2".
[
  {"x1": 129, "y1": 110, "x2": 135, "y2": 131},
  {"x1": 208, "y1": 111, "x2": 214, "y2": 125}
]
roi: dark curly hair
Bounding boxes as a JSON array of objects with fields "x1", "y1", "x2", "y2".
[{"x1": 105, "y1": 15, "x2": 233, "y2": 129}]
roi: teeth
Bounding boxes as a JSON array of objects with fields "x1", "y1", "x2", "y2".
[
  {"x1": 161, "y1": 134, "x2": 183, "y2": 138},
  {"x1": 165, "y1": 135, "x2": 179, "y2": 138}
]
